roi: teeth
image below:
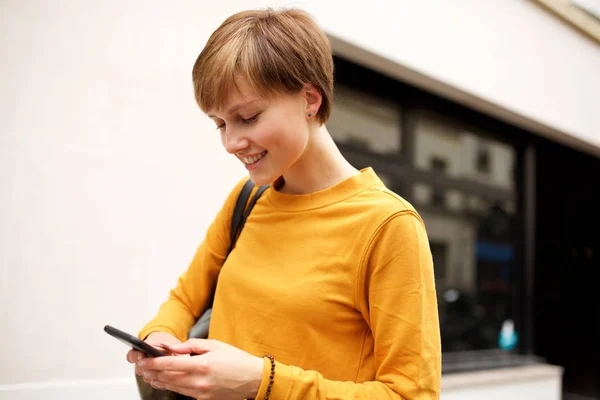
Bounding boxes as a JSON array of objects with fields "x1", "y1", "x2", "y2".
[{"x1": 243, "y1": 151, "x2": 266, "y2": 165}]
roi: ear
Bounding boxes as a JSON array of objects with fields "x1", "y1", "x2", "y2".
[{"x1": 302, "y1": 83, "x2": 322, "y2": 118}]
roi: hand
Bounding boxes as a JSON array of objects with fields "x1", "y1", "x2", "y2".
[
  {"x1": 126, "y1": 331, "x2": 182, "y2": 365},
  {"x1": 135, "y1": 339, "x2": 264, "y2": 400}
]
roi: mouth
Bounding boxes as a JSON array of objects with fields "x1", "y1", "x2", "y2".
[{"x1": 241, "y1": 150, "x2": 268, "y2": 166}]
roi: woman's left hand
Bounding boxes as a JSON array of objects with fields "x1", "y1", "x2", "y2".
[{"x1": 135, "y1": 339, "x2": 264, "y2": 400}]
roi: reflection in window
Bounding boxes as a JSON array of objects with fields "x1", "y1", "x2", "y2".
[
  {"x1": 328, "y1": 86, "x2": 401, "y2": 154},
  {"x1": 420, "y1": 199, "x2": 516, "y2": 352},
  {"x1": 476, "y1": 142, "x2": 491, "y2": 174},
  {"x1": 415, "y1": 115, "x2": 515, "y2": 192},
  {"x1": 430, "y1": 241, "x2": 449, "y2": 281},
  {"x1": 430, "y1": 157, "x2": 448, "y2": 206},
  {"x1": 412, "y1": 113, "x2": 518, "y2": 353},
  {"x1": 328, "y1": 78, "x2": 521, "y2": 357},
  {"x1": 414, "y1": 183, "x2": 464, "y2": 212}
]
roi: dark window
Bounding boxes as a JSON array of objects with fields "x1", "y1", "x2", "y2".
[
  {"x1": 430, "y1": 241, "x2": 448, "y2": 280},
  {"x1": 430, "y1": 157, "x2": 448, "y2": 206},
  {"x1": 476, "y1": 144, "x2": 491, "y2": 173}
]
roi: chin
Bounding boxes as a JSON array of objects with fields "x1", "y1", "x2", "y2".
[{"x1": 248, "y1": 171, "x2": 276, "y2": 186}]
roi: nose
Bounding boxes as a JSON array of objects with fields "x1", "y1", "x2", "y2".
[{"x1": 222, "y1": 127, "x2": 250, "y2": 155}]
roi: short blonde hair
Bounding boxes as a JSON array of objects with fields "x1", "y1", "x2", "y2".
[{"x1": 192, "y1": 8, "x2": 334, "y2": 124}]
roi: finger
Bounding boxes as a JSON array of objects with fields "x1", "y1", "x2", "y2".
[
  {"x1": 139, "y1": 354, "x2": 210, "y2": 374},
  {"x1": 126, "y1": 349, "x2": 136, "y2": 363},
  {"x1": 136, "y1": 362, "x2": 147, "y2": 376},
  {"x1": 168, "y1": 339, "x2": 220, "y2": 355},
  {"x1": 152, "y1": 343, "x2": 172, "y2": 351},
  {"x1": 147, "y1": 343, "x2": 176, "y2": 356},
  {"x1": 127, "y1": 349, "x2": 146, "y2": 364}
]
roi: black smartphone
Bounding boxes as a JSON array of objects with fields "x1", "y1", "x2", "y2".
[{"x1": 104, "y1": 325, "x2": 167, "y2": 357}]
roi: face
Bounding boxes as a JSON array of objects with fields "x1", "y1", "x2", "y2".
[{"x1": 207, "y1": 78, "x2": 316, "y2": 186}]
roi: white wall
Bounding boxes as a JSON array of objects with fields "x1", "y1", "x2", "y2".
[
  {"x1": 0, "y1": 0, "x2": 582, "y2": 396},
  {"x1": 0, "y1": 0, "x2": 265, "y2": 389},
  {"x1": 311, "y1": 0, "x2": 600, "y2": 156}
]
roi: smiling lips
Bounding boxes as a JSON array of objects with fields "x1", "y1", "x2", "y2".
[{"x1": 241, "y1": 150, "x2": 268, "y2": 165}]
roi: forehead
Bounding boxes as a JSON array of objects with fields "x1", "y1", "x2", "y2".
[{"x1": 208, "y1": 77, "x2": 263, "y2": 117}]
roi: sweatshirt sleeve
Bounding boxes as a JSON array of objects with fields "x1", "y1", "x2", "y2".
[
  {"x1": 138, "y1": 177, "x2": 249, "y2": 342},
  {"x1": 253, "y1": 210, "x2": 442, "y2": 400}
]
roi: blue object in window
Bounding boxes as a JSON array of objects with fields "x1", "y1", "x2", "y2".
[
  {"x1": 476, "y1": 240, "x2": 514, "y2": 263},
  {"x1": 499, "y1": 319, "x2": 518, "y2": 351}
]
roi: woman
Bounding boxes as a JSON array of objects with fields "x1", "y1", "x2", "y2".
[{"x1": 128, "y1": 7, "x2": 441, "y2": 400}]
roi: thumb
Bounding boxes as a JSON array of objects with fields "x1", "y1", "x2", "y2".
[{"x1": 168, "y1": 339, "x2": 221, "y2": 355}]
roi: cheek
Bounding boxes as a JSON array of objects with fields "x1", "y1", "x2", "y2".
[
  {"x1": 269, "y1": 127, "x2": 306, "y2": 158},
  {"x1": 254, "y1": 119, "x2": 302, "y2": 149},
  {"x1": 254, "y1": 109, "x2": 308, "y2": 160}
]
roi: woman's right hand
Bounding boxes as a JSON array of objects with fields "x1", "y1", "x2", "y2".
[{"x1": 126, "y1": 331, "x2": 181, "y2": 364}]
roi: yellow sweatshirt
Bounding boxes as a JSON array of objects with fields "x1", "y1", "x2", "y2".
[{"x1": 139, "y1": 168, "x2": 441, "y2": 399}]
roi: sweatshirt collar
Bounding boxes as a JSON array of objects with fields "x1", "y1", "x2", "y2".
[{"x1": 266, "y1": 167, "x2": 381, "y2": 211}]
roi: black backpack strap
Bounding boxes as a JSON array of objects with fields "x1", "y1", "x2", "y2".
[
  {"x1": 227, "y1": 179, "x2": 255, "y2": 255},
  {"x1": 240, "y1": 184, "x2": 269, "y2": 228},
  {"x1": 185, "y1": 180, "x2": 268, "y2": 343}
]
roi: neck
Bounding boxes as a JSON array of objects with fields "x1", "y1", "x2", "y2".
[{"x1": 279, "y1": 125, "x2": 359, "y2": 195}]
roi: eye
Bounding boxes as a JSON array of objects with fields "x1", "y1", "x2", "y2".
[
  {"x1": 215, "y1": 123, "x2": 225, "y2": 131},
  {"x1": 241, "y1": 114, "x2": 259, "y2": 124}
]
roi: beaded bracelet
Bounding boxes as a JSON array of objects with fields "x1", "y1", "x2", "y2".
[{"x1": 263, "y1": 354, "x2": 275, "y2": 400}]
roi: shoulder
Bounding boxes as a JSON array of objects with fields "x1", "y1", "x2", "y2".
[
  {"x1": 232, "y1": 176, "x2": 253, "y2": 194},
  {"x1": 355, "y1": 180, "x2": 426, "y2": 229},
  {"x1": 212, "y1": 176, "x2": 252, "y2": 221},
  {"x1": 223, "y1": 176, "x2": 253, "y2": 204},
  {"x1": 220, "y1": 176, "x2": 270, "y2": 217}
]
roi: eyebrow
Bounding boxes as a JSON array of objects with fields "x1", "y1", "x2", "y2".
[{"x1": 207, "y1": 100, "x2": 261, "y2": 118}]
